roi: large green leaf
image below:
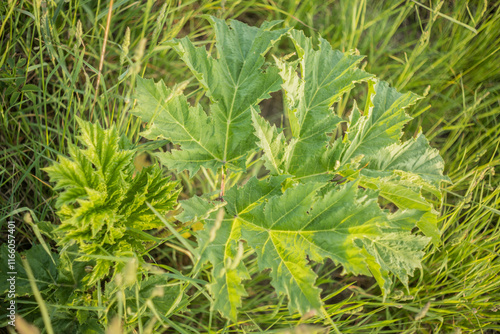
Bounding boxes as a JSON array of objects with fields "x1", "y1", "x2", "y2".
[
  {"x1": 192, "y1": 180, "x2": 429, "y2": 316},
  {"x1": 133, "y1": 17, "x2": 289, "y2": 175}
]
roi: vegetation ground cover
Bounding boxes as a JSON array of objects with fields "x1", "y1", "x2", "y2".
[{"x1": 1, "y1": 0, "x2": 499, "y2": 333}]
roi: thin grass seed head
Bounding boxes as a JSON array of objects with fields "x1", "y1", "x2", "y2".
[{"x1": 120, "y1": 27, "x2": 130, "y2": 66}]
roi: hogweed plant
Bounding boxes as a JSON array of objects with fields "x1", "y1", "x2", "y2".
[{"x1": 132, "y1": 16, "x2": 450, "y2": 321}]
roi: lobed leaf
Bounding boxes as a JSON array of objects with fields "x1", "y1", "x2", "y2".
[
  {"x1": 134, "y1": 17, "x2": 289, "y2": 175},
  {"x1": 267, "y1": 30, "x2": 373, "y2": 177}
]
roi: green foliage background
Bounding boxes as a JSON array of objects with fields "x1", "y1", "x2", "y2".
[{"x1": 1, "y1": 0, "x2": 499, "y2": 333}]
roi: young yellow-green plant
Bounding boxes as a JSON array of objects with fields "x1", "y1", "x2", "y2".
[
  {"x1": 44, "y1": 118, "x2": 180, "y2": 285},
  {"x1": 132, "y1": 16, "x2": 450, "y2": 321}
]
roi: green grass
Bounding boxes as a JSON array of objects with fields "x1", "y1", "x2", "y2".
[{"x1": 1, "y1": 0, "x2": 499, "y2": 333}]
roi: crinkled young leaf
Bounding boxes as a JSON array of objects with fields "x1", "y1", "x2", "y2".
[{"x1": 44, "y1": 119, "x2": 179, "y2": 285}]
